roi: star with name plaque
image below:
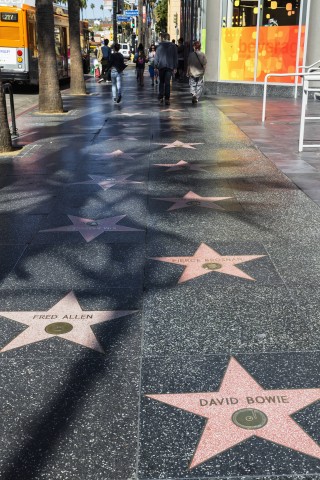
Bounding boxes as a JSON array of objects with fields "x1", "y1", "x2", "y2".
[
  {"x1": 146, "y1": 357, "x2": 320, "y2": 469},
  {"x1": 101, "y1": 150, "x2": 137, "y2": 160},
  {"x1": 116, "y1": 112, "x2": 147, "y2": 117},
  {"x1": 72, "y1": 174, "x2": 143, "y2": 190},
  {"x1": 40, "y1": 214, "x2": 143, "y2": 242},
  {"x1": 0, "y1": 291, "x2": 137, "y2": 353},
  {"x1": 152, "y1": 191, "x2": 233, "y2": 211},
  {"x1": 154, "y1": 160, "x2": 209, "y2": 172},
  {"x1": 153, "y1": 140, "x2": 203, "y2": 149},
  {"x1": 151, "y1": 243, "x2": 265, "y2": 283}
]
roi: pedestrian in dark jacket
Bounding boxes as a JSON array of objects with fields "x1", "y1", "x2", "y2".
[
  {"x1": 154, "y1": 33, "x2": 178, "y2": 105},
  {"x1": 97, "y1": 39, "x2": 111, "y2": 83},
  {"x1": 109, "y1": 43, "x2": 126, "y2": 103}
]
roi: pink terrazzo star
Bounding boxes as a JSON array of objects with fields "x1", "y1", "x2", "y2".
[
  {"x1": 40, "y1": 215, "x2": 143, "y2": 242},
  {"x1": 0, "y1": 291, "x2": 136, "y2": 353},
  {"x1": 153, "y1": 140, "x2": 203, "y2": 149},
  {"x1": 72, "y1": 174, "x2": 143, "y2": 190},
  {"x1": 116, "y1": 112, "x2": 147, "y2": 117},
  {"x1": 160, "y1": 108, "x2": 183, "y2": 112},
  {"x1": 154, "y1": 160, "x2": 209, "y2": 172},
  {"x1": 153, "y1": 191, "x2": 233, "y2": 211},
  {"x1": 151, "y1": 243, "x2": 265, "y2": 283},
  {"x1": 147, "y1": 357, "x2": 320, "y2": 469}
]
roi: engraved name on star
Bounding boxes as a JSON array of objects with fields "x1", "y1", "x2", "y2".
[
  {"x1": 152, "y1": 191, "x2": 233, "y2": 211},
  {"x1": 154, "y1": 160, "x2": 209, "y2": 172},
  {"x1": 40, "y1": 215, "x2": 143, "y2": 242},
  {"x1": 153, "y1": 140, "x2": 203, "y2": 149},
  {"x1": 0, "y1": 291, "x2": 137, "y2": 353},
  {"x1": 151, "y1": 243, "x2": 265, "y2": 283},
  {"x1": 72, "y1": 174, "x2": 143, "y2": 190},
  {"x1": 146, "y1": 357, "x2": 320, "y2": 469}
]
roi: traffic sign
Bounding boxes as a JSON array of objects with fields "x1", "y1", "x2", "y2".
[
  {"x1": 117, "y1": 15, "x2": 130, "y2": 21},
  {"x1": 124, "y1": 9, "x2": 139, "y2": 16}
]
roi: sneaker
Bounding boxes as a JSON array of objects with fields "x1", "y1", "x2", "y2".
[
  {"x1": 158, "y1": 98, "x2": 164, "y2": 105},
  {"x1": 151, "y1": 82, "x2": 154, "y2": 86},
  {"x1": 97, "y1": 78, "x2": 104, "y2": 83},
  {"x1": 117, "y1": 95, "x2": 122, "y2": 103},
  {"x1": 192, "y1": 95, "x2": 197, "y2": 104},
  {"x1": 113, "y1": 98, "x2": 117, "y2": 103},
  {"x1": 165, "y1": 99, "x2": 170, "y2": 105}
]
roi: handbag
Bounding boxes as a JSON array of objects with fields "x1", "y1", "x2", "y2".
[{"x1": 195, "y1": 51, "x2": 204, "y2": 70}]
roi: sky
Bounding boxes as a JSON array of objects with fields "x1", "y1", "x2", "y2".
[
  {"x1": 82, "y1": 1, "x2": 112, "y2": 20},
  {"x1": 82, "y1": 0, "x2": 138, "y2": 20}
]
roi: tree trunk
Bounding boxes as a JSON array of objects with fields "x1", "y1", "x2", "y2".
[
  {"x1": 36, "y1": 0, "x2": 64, "y2": 113},
  {"x1": 69, "y1": 0, "x2": 87, "y2": 95},
  {"x1": 0, "y1": 82, "x2": 13, "y2": 153}
]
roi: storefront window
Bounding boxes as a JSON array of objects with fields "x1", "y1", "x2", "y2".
[
  {"x1": 220, "y1": 0, "x2": 305, "y2": 84},
  {"x1": 261, "y1": 0, "x2": 300, "y2": 26},
  {"x1": 222, "y1": 0, "x2": 259, "y2": 28},
  {"x1": 220, "y1": 0, "x2": 259, "y2": 81}
]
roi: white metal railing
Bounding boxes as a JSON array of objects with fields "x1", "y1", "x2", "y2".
[
  {"x1": 262, "y1": 60, "x2": 320, "y2": 152},
  {"x1": 262, "y1": 59, "x2": 320, "y2": 124},
  {"x1": 299, "y1": 68, "x2": 320, "y2": 151}
]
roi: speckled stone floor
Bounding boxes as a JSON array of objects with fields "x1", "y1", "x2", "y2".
[{"x1": 0, "y1": 70, "x2": 319, "y2": 480}]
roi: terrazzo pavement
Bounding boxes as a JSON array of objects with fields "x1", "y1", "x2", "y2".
[{"x1": 0, "y1": 69, "x2": 319, "y2": 479}]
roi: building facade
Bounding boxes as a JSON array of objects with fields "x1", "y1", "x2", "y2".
[
  {"x1": 168, "y1": 0, "x2": 181, "y2": 42},
  {"x1": 180, "y1": 0, "x2": 320, "y2": 96}
]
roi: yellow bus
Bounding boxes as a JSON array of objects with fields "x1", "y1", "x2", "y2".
[{"x1": 0, "y1": 0, "x2": 90, "y2": 84}]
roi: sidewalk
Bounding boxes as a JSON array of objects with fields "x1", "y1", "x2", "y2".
[
  {"x1": 214, "y1": 95, "x2": 320, "y2": 204},
  {"x1": 0, "y1": 69, "x2": 319, "y2": 480}
]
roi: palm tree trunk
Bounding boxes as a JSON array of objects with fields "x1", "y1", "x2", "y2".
[
  {"x1": 69, "y1": 0, "x2": 87, "y2": 95},
  {"x1": 36, "y1": 0, "x2": 64, "y2": 113},
  {"x1": 0, "y1": 82, "x2": 13, "y2": 153}
]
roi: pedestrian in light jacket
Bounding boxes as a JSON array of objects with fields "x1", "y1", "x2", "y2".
[{"x1": 187, "y1": 40, "x2": 207, "y2": 104}]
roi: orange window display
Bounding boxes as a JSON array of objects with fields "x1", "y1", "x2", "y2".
[
  {"x1": 256, "y1": 25, "x2": 305, "y2": 82},
  {"x1": 220, "y1": 25, "x2": 305, "y2": 83},
  {"x1": 220, "y1": 0, "x2": 305, "y2": 84},
  {"x1": 220, "y1": 27, "x2": 256, "y2": 82}
]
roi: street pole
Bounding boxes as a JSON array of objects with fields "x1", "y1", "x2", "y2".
[
  {"x1": 113, "y1": 0, "x2": 118, "y2": 44},
  {"x1": 138, "y1": 0, "x2": 143, "y2": 46}
]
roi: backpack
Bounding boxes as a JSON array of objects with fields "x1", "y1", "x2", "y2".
[{"x1": 137, "y1": 55, "x2": 145, "y2": 66}]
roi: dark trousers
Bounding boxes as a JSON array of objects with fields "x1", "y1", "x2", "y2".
[
  {"x1": 101, "y1": 60, "x2": 111, "y2": 81},
  {"x1": 158, "y1": 68, "x2": 173, "y2": 100}
]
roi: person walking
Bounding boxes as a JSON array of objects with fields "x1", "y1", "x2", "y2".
[
  {"x1": 135, "y1": 49, "x2": 147, "y2": 86},
  {"x1": 177, "y1": 38, "x2": 185, "y2": 82},
  {"x1": 134, "y1": 43, "x2": 145, "y2": 84},
  {"x1": 109, "y1": 43, "x2": 126, "y2": 103},
  {"x1": 148, "y1": 44, "x2": 158, "y2": 87},
  {"x1": 154, "y1": 33, "x2": 178, "y2": 106},
  {"x1": 97, "y1": 39, "x2": 112, "y2": 83},
  {"x1": 187, "y1": 40, "x2": 207, "y2": 104}
]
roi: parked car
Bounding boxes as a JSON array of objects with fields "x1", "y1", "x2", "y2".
[{"x1": 118, "y1": 43, "x2": 131, "y2": 60}]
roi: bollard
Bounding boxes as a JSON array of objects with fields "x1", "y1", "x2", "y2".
[{"x1": 3, "y1": 82, "x2": 18, "y2": 137}]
